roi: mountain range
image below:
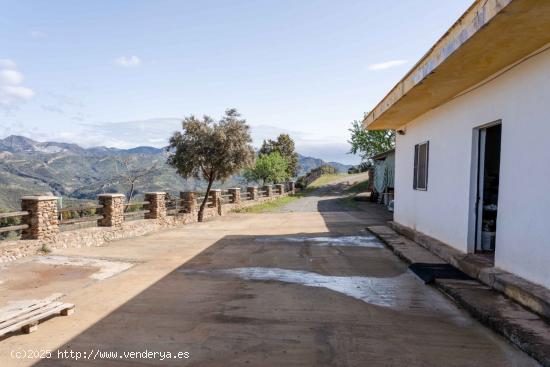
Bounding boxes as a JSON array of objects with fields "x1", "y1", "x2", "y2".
[{"x1": 0, "y1": 135, "x2": 351, "y2": 209}]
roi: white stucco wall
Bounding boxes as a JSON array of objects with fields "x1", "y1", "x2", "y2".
[{"x1": 394, "y1": 45, "x2": 550, "y2": 288}]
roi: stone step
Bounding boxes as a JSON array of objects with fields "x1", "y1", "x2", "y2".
[
  {"x1": 387, "y1": 221, "x2": 550, "y2": 322},
  {"x1": 436, "y1": 278, "x2": 550, "y2": 366},
  {"x1": 368, "y1": 224, "x2": 550, "y2": 367}
]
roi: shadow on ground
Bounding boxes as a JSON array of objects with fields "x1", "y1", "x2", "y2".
[{"x1": 30, "y1": 186, "x2": 537, "y2": 367}]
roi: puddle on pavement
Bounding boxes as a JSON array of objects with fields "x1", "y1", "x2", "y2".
[
  {"x1": 255, "y1": 235, "x2": 384, "y2": 248},
  {"x1": 181, "y1": 267, "x2": 476, "y2": 324},
  {"x1": 34, "y1": 256, "x2": 134, "y2": 280},
  {"x1": 180, "y1": 267, "x2": 419, "y2": 309}
]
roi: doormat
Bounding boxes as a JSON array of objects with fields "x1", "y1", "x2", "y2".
[{"x1": 409, "y1": 263, "x2": 473, "y2": 284}]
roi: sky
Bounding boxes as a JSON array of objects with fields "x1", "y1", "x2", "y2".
[{"x1": 0, "y1": 0, "x2": 473, "y2": 164}]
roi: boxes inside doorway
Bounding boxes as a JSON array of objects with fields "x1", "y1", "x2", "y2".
[{"x1": 481, "y1": 231, "x2": 496, "y2": 251}]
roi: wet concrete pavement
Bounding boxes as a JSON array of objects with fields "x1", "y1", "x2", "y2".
[{"x1": 0, "y1": 181, "x2": 539, "y2": 366}]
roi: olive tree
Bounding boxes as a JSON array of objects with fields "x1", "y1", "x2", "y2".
[{"x1": 167, "y1": 109, "x2": 254, "y2": 222}]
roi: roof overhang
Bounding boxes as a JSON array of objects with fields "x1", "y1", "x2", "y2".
[
  {"x1": 371, "y1": 148, "x2": 395, "y2": 161},
  {"x1": 363, "y1": 0, "x2": 550, "y2": 130}
]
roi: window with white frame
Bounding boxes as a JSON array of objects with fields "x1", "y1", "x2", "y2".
[{"x1": 413, "y1": 141, "x2": 429, "y2": 190}]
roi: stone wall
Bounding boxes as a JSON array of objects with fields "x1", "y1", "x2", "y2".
[{"x1": 0, "y1": 187, "x2": 291, "y2": 263}]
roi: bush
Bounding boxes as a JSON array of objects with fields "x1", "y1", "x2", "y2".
[
  {"x1": 60, "y1": 206, "x2": 97, "y2": 220},
  {"x1": 243, "y1": 152, "x2": 290, "y2": 185},
  {"x1": 125, "y1": 203, "x2": 142, "y2": 212}
]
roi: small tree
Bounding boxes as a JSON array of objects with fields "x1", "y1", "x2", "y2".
[
  {"x1": 244, "y1": 152, "x2": 289, "y2": 185},
  {"x1": 112, "y1": 157, "x2": 159, "y2": 206},
  {"x1": 348, "y1": 120, "x2": 395, "y2": 161},
  {"x1": 167, "y1": 109, "x2": 254, "y2": 222},
  {"x1": 259, "y1": 134, "x2": 299, "y2": 178}
]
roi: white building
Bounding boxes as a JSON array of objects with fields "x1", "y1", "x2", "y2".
[{"x1": 364, "y1": 0, "x2": 550, "y2": 289}]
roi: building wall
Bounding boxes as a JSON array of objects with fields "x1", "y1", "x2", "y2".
[{"x1": 394, "y1": 45, "x2": 550, "y2": 288}]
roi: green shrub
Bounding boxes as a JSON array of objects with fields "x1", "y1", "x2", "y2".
[{"x1": 125, "y1": 203, "x2": 142, "y2": 212}]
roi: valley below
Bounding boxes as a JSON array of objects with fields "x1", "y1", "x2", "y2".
[{"x1": 0, "y1": 135, "x2": 350, "y2": 209}]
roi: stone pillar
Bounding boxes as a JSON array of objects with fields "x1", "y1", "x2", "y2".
[
  {"x1": 228, "y1": 188, "x2": 241, "y2": 204},
  {"x1": 206, "y1": 189, "x2": 221, "y2": 216},
  {"x1": 247, "y1": 186, "x2": 258, "y2": 200},
  {"x1": 264, "y1": 185, "x2": 273, "y2": 197},
  {"x1": 20, "y1": 196, "x2": 59, "y2": 241},
  {"x1": 209, "y1": 189, "x2": 222, "y2": 208},
  {"x1": 180, "y1": 191, "x2": 197, "y2": 213},
  {"x1": 275, "y1": 184, "x2": 285, "y2": 195},
  {"x1": 288, "y1": 181, "x2": 296, "y2": 194},
  {"x1": 144, "y1": 192, "x2": 166, "y2": 219},
  {"x1": 97, "y1": 194, "x2": 125, "y2": 227}
]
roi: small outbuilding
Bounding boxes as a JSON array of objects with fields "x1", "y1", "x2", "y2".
[{"x1": 370, "y1": 149, "x2": 395, "y2": 207}]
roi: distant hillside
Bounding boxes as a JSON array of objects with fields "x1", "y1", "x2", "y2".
[
  {"x1": 296, "y1": 154, "x2": 350, "y2": 176},
  {"x1": 0, "y1": 135, "x2": 351, "y2": 209}
]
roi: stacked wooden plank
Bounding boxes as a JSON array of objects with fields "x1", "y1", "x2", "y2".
[{"x1": 0, "y1": 293, "x2": 74, "y2": 336}]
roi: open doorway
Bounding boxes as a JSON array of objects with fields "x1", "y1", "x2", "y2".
[{"x1": 475, "y1": 123, "x2": 501, "y2": 253}]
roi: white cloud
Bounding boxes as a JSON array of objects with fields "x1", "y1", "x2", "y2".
[
  {"x1": 81, "y1": 118, "x2": 180, "y2": 148},
  {"x1": 367, "y1": 59, "x2": 408, "y2": 71},
  {"x1": 0, "y1": 59, "x2": 17, "y2": 69},
  {"x1": 41, "y1": 105, "x2": 64, "y2": 114},
  {"x1": 0, "y1": 118, "x2": 359, "y2": 165},
  {"x1": 0, "y1": 60, "x2": 35, "y2": 108},
  {"x1": 0, "y1": 69, "x2": 24, "y2": 85},
  {"x1": 114, "y1": 56, "x2": 142, "y2": 67},
  {"x1": 1, "y1": 86, "x2": 34, "y2": 100},
  {"x1": 29, "y1": 30, "x2": 47, "y2": 39},
  {"x1": 250, "y1": 125, "x2": 358, "y2": 165}
]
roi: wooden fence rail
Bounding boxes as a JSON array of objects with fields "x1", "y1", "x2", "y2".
[
  {"x1": 0, "y1": 211, "x2": 30, "y2": 235},
  {"x1": 0, "y1": 224, "x2": 29, "y2": 234},
  {"x1": 0, "y1": 181, "x2": 295, "y2": 241},
  {"x1": 60, "y1": 215, "x2": 104, "y2": 226},
  {"x1": 0, "y1": 211, "x2": 29, "y2": 219}
]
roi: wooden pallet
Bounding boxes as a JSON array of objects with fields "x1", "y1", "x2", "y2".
[{"x1": 0, "y1": 293, "x2": 75, "y2": 336}]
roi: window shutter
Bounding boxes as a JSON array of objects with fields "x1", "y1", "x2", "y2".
[
  {"x1": 425, "y1": 141, "x2": 429, "y2": 189},
  {"x1": 413, "y1": 142, "x2": 429, "y2": 190},
  {"x1": 413, "y1": 144, "x2": 419, "y2": 189}
]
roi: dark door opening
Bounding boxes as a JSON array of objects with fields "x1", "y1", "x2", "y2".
[{"x1": 475, "y1": 123, "x2": 501, "y2": 253}]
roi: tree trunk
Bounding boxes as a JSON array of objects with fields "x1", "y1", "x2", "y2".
[
  {"x1": 125, "y1": 183, "x2": 135, "y2": 212},
  {"x1": 198, "y1": 178, "x2": 214, "y2": 222}
]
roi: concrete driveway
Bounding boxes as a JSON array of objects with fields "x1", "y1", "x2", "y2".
[{"x1": 0, "y1": 185, "x2": 538, "y2": 366}]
